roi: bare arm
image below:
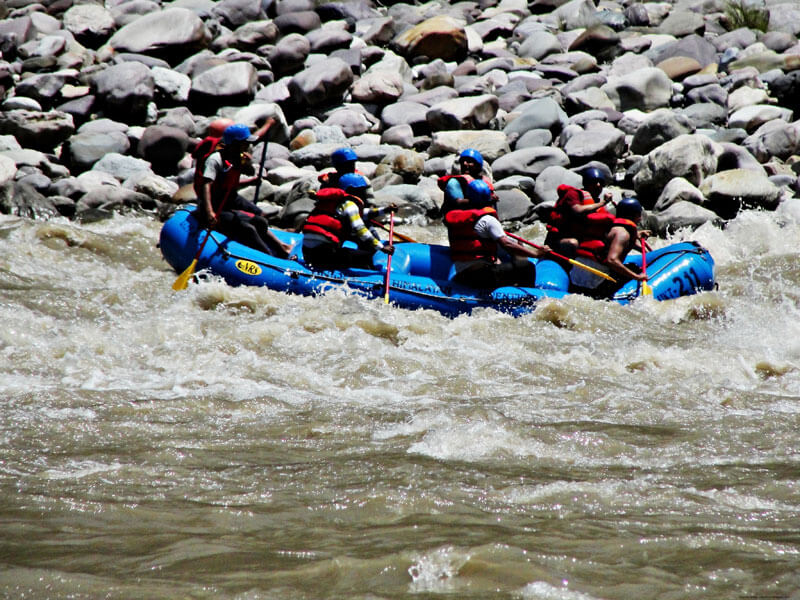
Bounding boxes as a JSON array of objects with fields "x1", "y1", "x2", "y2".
[
  {"x1": 569, "y1": 191, "x2": 613, "y2": 216},
  {"x1": 605, "y1": 228, "x2": 646, "y2": 281},
  {"x1": 497, "y1": 236, "x2": 549, "y2": 260},
  {"x1": 201, "y1": 179, "x2": 217, "y2": 224}
]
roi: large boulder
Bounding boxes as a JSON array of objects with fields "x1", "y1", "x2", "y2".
[
  {"x1": 189, "y1": 61, "x2": 258, "y2": 111},
  {"x1": 491, "y1": 146, "x2": 570, "y2": 179},
  {"x1": 0, "y1": 109, "x2": 75, "y2": 152},
  {"x1": 630, "y1": 108, "x2": 696, "y2": 155},
  {"x1": 105, "y1": 8, "x2": 210, "y2": 63},
  {"x1": 288, "y1": 58, "x2": 354, "y2": 108},
  {"x1": 62, "y1": 4, "x2": 116, "y2": 47},
  {"x1": 91, "y1": 61, "x2": 155, "y2": 123},
  {"x1": 428, "y1": 130, "x2": 511, "y2": 161},
  {"x1": 65, "y1": 130, "x2": 131, "y2": 172},
  {"x1": 426, "y1": 94, "x2": 499, "y2": 131},
  {"x1": 392, "y1": 15, "x2": 468, "y2": 63},
  {"x1": 633, "y1": 134, "x2": 720, "y2": 206},
  {"x1": 559, "y1": 121, "x2": 626, "y2": 166},
  {"x1": 602, "y1": 67, "x2": 673, "y2": 112},
  {"x1": 699, "y1": 168, "x2": 782, "y2": 218}
]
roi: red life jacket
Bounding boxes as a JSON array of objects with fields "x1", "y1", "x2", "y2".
[
  {"x1": 192, "y1": 136, "x2": 222, "y2": 198},
  {"x1": 302, "y1": 187, "x2": 364, "y2": 246},
  {"x1": 444, "y1": 206, "x2": 499, "y2": 262},
  {"x1": 575, "y1": 216, "x2": 639, "y2": 262},
  {"x1": 207, "y1": 153, "x2": 243, "y2": 213},
  {"x1": 547, "y1": 184, "x2": 609, "y2": 239}
]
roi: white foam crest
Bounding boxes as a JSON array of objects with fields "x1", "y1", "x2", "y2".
[
  {"x1": 405, "y1": 412, "x2": 551, "y2": 461},
  {"x1": 689, "y1": 486, "x2": 798, "y2": 513},
  {"x1": 517, "y1": 581, "x2": 600, "y2": 600},
  {"x1": 407, "y1": 546, "x2": 470, "y2": 593}
]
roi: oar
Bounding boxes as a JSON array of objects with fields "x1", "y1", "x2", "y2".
[
  {"x1": 253, "y1": 137, "x2": 268, "y2": 203},
  {"x1": 640, "y1": 233, "x2": 653, "y2": 297},
  {"x1": 383, "y1": 212, "x2": 394, "y2": 304},
  {"x1": 172, "y1": 227, "x2": 213, "y2": 291},
  {"x1": 505, "y1": 232, "x2": 617, "y2": 283},
  {"x1": 369, "y1": 218, "x2": 418, "y2": 243}
]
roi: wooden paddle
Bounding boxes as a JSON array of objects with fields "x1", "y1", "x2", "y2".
[
  {"x1": 172, "y1": 228, "x2": 214, "y2": 291},
  {"x1": 383, "y1": 212, "x2": 394, "y2": 304},
  {"x1": 640, "y1": 233, "x2": 652, "y2": 297},
  {"x1": 370, "y1": 219, "x2": 418, "y2": 243},
  {"x1": 505, "y1": 232, "x2": 617, "y2": 283}
]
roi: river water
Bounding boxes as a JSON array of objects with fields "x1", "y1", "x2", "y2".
[{"x1": 1, "y1": 205, "x2": 799, "y2": 600}]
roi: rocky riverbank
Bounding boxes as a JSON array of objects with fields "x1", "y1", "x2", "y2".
[{"x1": 1, "y1": 0, "x2": 800, "y2": 237}]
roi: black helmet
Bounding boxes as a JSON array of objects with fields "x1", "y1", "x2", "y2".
[
  {"x1": 582, "y1": 167, "x2": 606, "y2": 186},
  {"x1": 616, "y1": 197, "x2": 642, "y2": 219}
]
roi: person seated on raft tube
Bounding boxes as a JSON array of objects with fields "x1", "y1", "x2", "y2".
[
  {"x1": 444, "y1": 179, "x2": 549, "y2": 289},
  {"x1": 438, "y1": 148, "x2": 495, "y2": 216},
  {"x1": 302, "y1": 172, "x2": 395, "y2": 270},
  {"x1": 197, "y1": 122, "x2": 293, "y2": 258},
  {"x1": 317, "y1": 147, "x2": 390, "y2": 234},
  {"x1": 569, "y1": 197, "x2": 649, "y2": 298},
  {"x1": 545, "y1": 166, "x2": 614, "y2": 257}
]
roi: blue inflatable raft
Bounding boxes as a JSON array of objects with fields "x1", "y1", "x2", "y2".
[{"x1": 160, "y1": 207, "x2": 716, "y2": 317}]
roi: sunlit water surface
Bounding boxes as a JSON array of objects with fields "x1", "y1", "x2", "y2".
[{"x1": 1, "y1": 206, "x2": 799, "y2": 599}]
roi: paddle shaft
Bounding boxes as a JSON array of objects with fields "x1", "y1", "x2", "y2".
[
  {"x1": 505, "y1": 232, "x2": 617, "y2": 283},
  {"x1": 253, "y1": 138, "x2": 268, "y2": 203},
  {"x1": 640, "y1": 234, "x2": 653, "y2": 296},
  {"x1": 383, "y1": 212, "x2": 394, "y2": 303}
]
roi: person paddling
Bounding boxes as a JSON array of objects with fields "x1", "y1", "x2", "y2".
[
  {"x1": 302, "y1": 173, "x2": 394, "y2": 270},
  {"x1": 568, "y1": 197, "x2": 649, "y2": 298},
  {"x1": 317, "y1": 147, "x2": 395, "y2": 236},
  {"x1": 444, "y1": 179, "x2": 549, "y2": 288},
  {"x1": 197, "y1": 122, "x2": 292, "y2": 257}
]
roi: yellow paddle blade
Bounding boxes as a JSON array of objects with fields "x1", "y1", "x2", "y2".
[
  {"x1": 172, "y1": 259, "x2": 198, "y2": 291},
  {"x1": 567, "y1": 258, "x2": 616, "y2": 283},
  {"x1": 642, "y1": 281, "x2": 653, "y2": 296}
]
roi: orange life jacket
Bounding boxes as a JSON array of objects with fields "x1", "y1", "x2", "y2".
[
  {"x1": 444, "y1": 206, "x2": 499, "y2": 262},
  {"x1": 575, "y1": 216, "x2": 639, "y2": 262},
  {"x1": 547, "y1": 184, "x2": 609, "y2": 239},
  {"x1": 302, "y1": 187, "x2": 364, "y2": 246}
]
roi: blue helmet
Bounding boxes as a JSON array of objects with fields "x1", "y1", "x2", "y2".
[
  {"x1": 222, "y1": 123, "x2": 256, "y2": 144},
  {"x1": 459, "y1": 148, "x2": 484, "y2": 168},
  {"x1": 331, "y1": 147, "x2": 357, "y2": 168},
  {"x1": 465, "y1": 179, "x2": 493, "y2": 207},
  {"x1": 616, "y1": 197, "x2": 642, "y2": 219},
  {"x1": 582, "y1": 167, "x2": 606, "y2": 186},
  {"x1": 338, "y1": 172, "x2": 368, "y2": 191}
]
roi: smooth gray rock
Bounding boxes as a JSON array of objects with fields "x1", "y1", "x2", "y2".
[
  {"x1": 91, "y1": 61, "x2": 155, "y2": 122},
  {"x1": 630, "y1": 109, "x2": 695, "y2": 155},
  {"x1": 288, "y1": 57, "x2": 354, "y2": 107},
  {"x1": 633, "y1": 134, "x2": 720, "y2": 206},
  {"x1": 66, "y1": 130, "x2": 131, "y2": 172},
  {"x1": 0, "y1": 109, "x2": 75, "y2": 152},
  {"x1": 426, "y1": 94, "x2": 499, "y2": 131},
  {"x1": 491, "y1": 146, "x2": 570, "y2": 179},
  {"x1": 106, "y1": 8, "x2": 210, "y2": 61}
]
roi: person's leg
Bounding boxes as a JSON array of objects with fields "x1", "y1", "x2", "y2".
[
  {"x1": 492, "y1": 258, "x2": 536, "y2": 287},
  {"x1": 453, "y1": 262, "x2": 497, "y2": 288}
]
